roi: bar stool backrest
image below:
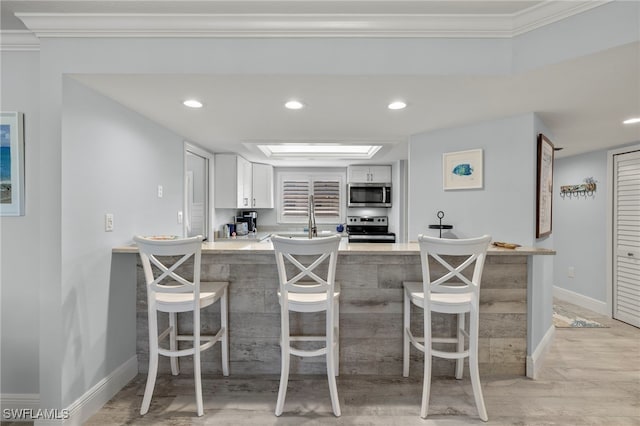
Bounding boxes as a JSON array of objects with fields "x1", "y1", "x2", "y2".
[
  {"x1": 134, "y1": 235, "x2": 203, "y2": 297},
  {"x1": 272, "y1": 235, "x2": 341, "y2": 299},
  {"x1": 418, "y1": 234, "x2": 491, "y2": 298}
]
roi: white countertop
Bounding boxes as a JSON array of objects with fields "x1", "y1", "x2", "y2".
[{"x1": 113, "y1": 239, "x2": 555, "y2": 256}]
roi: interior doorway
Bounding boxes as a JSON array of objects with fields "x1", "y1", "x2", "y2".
[
  {"x1": 184, "y1": 142, "x2": 213, "y2": 240},
  {"x1": 610, "y1": 146, "x2": 640, "y2": 327}
]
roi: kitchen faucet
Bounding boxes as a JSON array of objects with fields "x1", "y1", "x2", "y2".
[{"x1": 308, "y1": 194, "x2": 317, "y2": 239}]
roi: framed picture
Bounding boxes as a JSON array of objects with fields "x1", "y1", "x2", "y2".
[
  {"x1": 1, "y1": 112, "x2": 25, "y2": 216},
  {"x1": 536, "y1": 133, "x2": 554, "y2": 238},
  {"x1": 443, "y1": 149, "x2": 483, "y2": 190}
]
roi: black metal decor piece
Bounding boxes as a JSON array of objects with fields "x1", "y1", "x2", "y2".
[{"x1": 428, "y1": 211, "x2": 453, "y2": 238}]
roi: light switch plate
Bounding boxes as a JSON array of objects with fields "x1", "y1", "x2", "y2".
[{"x1": 105, "y1": 213, "x2": 114, "y2": 232}]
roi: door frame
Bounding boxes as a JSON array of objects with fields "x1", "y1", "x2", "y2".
[
  {"x1": 184, "y1": 141, "x2": 215, "y2": 240},
  {"x1": 606, "y1": 143, "x2": 640, "y2": 318}
]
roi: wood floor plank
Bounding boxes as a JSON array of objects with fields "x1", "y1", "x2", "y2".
[{"x1": 85, "y1": 299, "x2": 640, "y2": 425}]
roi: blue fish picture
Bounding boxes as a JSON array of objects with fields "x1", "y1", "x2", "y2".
[{"x1": 452, "y1": 163, "x2": 473, "y2": 176}]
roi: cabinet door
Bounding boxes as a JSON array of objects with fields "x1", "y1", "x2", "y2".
[
  {"x1": 238, "y1": 156, "x2": 253, "y2": 208},
  {"x1": 369, "y1": 165, "x2": 392, "y2": 183},
  {"x1": 215, "y1": 153, "x2": 239, "y2": 209},
  {"x1": 252, "y1": 163, "x2": 274, "y2": 208},
  {"x1": 348, "y1": 166, "x2": 372, "y2": 183}
]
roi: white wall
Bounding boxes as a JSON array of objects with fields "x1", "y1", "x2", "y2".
[
  {"x1": 408, "y1": 113, "x2": 536, "y2": 244},
  {"x1": 552, "y1": 149, "x2": 610, "y2": 304},
  {"x1": 408, "y1": 112, "x2": 556, "y2": 361},
  {"x1": 60, "y1": 77, "x2": 184, "y2": 407},
  {"x1": 0, "y1": 51, "x2": 40, "y2": 396}
]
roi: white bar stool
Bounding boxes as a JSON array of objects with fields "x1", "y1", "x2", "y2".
[
  {"x1": 271, "y1": 234, "x2": 342, "y2": 417},
  {"x1": 402, "y1": 234, "x2": 491, "y2": 421},
  {"x1": 134, "y1": 235, "x2": 229, "y2": 417}
]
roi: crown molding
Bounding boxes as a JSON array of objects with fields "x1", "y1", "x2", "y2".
[
  {"x1": 513, "y1": 0, "x2": 612, "y2": 36},
  {"x1": 13, "y1": 1, "x2": 610, "y2": 39},
  {"x1": 0, "y1": 30, "x2": 40, "y2": 51}
]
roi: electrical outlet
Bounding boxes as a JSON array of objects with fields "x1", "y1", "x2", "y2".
[
  {"x1": 568, "y1": 266, "x2": 575, "y2": 278},
  {"x1": 157, "y1": 185, "x2": 163, "y2": 198},
  {"x1": 177, "y1": 211, "x2": 183, "y2": 224},
  {"x1": 105, "y1": 213, "x2": 114, "y2": 232}
]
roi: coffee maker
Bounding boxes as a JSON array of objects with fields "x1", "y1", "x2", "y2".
[{"x1": 242, "y1": 210, "x2": 258, "y2": 232}]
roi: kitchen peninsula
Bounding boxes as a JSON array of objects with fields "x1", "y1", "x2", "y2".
[{"x1": 113, "y1": 240, "x2": 554, "y2": 379}]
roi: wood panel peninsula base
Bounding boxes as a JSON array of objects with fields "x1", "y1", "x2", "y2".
[{"x1": 113, "y1": 242, "x2": 554, "y2": 379}]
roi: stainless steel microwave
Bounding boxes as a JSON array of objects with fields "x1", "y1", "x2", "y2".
[{"x1": 348, "y1": 183, "x2": 392, "y2": 208}]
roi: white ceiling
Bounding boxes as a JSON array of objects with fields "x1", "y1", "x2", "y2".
[{"x1": 3, "y1": 1, "x2": 639, "y2": 166}]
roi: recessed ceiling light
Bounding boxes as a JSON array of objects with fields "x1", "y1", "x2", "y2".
[
  {"x1": 183, "y1": 99, "x2": 203, "y2": 108},
  {"x1": 623, "y1": 117, "x2": 640, "y2": 124},
  {"x1": 388, "y1": 101, "x2": 407, "y2": 110},
  {"x1": 285, "y1": 100, "x2": 304, "y2": 110}
]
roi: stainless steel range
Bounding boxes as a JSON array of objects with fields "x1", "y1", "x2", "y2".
[{"x1": 347, "y1": 216, "x2": 396, "y2": 243}]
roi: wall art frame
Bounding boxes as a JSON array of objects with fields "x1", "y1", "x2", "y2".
[
  {"x1": 536, "y1": 133, "x2": 554, "y2": 238},
  {"x1": 1, "y1": 112, "x2": 25, "y2": 216},
  {"x1": 442, "y1": 148, "x2": 484, "y2": 190}
]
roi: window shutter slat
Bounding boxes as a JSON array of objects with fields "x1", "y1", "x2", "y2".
[
  {"x1": 278, "y1": 173, "x2": 344, "y2": 223},
  {"x1": 282, "y1": 180, "x2": 309, "y2": 217}
]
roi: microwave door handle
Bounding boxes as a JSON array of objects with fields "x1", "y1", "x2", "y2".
[{"x1": 383, "y1": 187, "x2": 387, "y2": 204}]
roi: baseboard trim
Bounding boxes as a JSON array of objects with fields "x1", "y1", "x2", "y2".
[
  {"x1": 0, "y1": 393, "x2": 40, "y2": 416},
  {"x1": 526, "y1": 324, "x2": 555, "y2": 380},
  {"x1": 553, "y1": 286, "x2": 609, "y2": 316},
  {"x1": 34, "y1": 355, "x2": 138, "y2": 426}
]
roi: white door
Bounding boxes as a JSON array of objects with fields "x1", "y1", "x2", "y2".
[{"x1": 613, "y1": 149, "x2": 640, "y2": 327}]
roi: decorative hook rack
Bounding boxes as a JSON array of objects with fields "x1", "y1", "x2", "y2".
[{"x1": 560, "y1": 177, "x2": 597, "y2": 198}]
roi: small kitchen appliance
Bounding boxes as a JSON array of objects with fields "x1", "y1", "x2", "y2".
[{"x1": 242, "y1": 210, "x2": 258, "y2": 232}]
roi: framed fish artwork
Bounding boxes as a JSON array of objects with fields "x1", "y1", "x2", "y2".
[
  {"x1": 1, "y1": 112, "x2": 25, "y2": 216},
  {"x1": 442, "y1": 149, "x2": 483, "y2": 190}
]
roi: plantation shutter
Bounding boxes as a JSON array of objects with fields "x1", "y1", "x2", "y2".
[
  {"x1": 281, "y1": 179, "x2": 310, "y2": 218},
  {"x1": 278, "y1": 173, "x2": 344, "y2": 223},
  {"x1": 613, "y1": 149, "x2": 640, "y2": 327},
  {"x1": 313, "y1": 180, "x2": 341, "y2": 218}
]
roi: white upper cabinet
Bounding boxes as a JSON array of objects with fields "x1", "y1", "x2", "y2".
[
  {"x1": 252, "y1": 163, "x2": 274, "y2": 208},
  {"x1": 348, "y1": 165, "x2": 392, "y2": 183},
  {"x1": 215, "y1": 154, "x2": 274, "y2": 209},
  {"x1": 215, "y1": 154, "x2": 252, "y2": 208}
]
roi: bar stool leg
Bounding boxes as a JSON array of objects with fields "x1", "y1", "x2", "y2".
[
  {"x1": 334, "y1": 303, "x2": 340, "y2": 376},
  {"x1": 469, "y1": 307, "x2": 488, "y2": 421},
  {"x1": 455, "y1": 312, "x2": 465, "y2": 380},
  {"x1": 169, "y1": 312, "x2": 179, "y2": 375},
  {"x1": 221, "y1": 288, "x2": 230, "y2": 376},
  {"x1": 403, "y1": 290, "x2": 411, "y2": 377},
  {"x1": 326, "y1": 312, "x2": 341, "y2": 417}
]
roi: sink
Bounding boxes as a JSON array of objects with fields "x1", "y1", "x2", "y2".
[{"x1": 270, "y1": 231, "x2": 339, "y2": 239}]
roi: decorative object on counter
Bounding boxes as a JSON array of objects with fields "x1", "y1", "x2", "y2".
[
  {"x1": 223, "y1": 223, "x2": 236, "y2": 238},
  {"x1": 403, "y1": 234, "x2": 492, "y2": 421},
  {"x1": 0, "y1": 112, "x2": 25, "y2": 216},
  {"x1": 442, "y1": 149, "x2": 483, "y2": 190},
  {"x1": 492, "y1": 241, "x2": 521, "y2": 249},
  {"x1": 234, "y1": 217, "x2": 250, "y2": 235},
  {"x1": 134, "y1": 235, "x2": 229, "y2": 417},
  {"x1": 428, "y1": 210, "x2": 453, "y2": 238},
  {"x1": 536, "y1": 134, "x2": 554, "y2": 238},
  {"x1": 560, "y1": 177, "x2": 597, "y2": 198},
  {"x1": 336, "y1": 223, "x2": 344, "y2": 233},
  {"x1": 272, "y1": 234, "x2": 342, "y2": 417}
]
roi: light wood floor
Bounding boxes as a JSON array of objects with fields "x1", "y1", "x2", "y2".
[{"x1": 84, "y1": 300, "x2": 639, "y2": 425}]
